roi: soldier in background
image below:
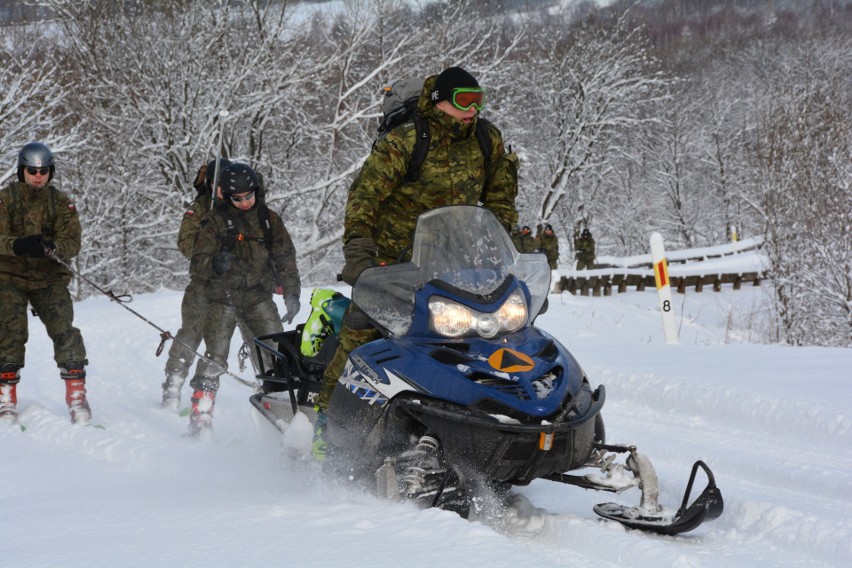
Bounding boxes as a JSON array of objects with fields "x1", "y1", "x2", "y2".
[
  {"x1": 160, "y1": 158, "x2": 230, "y2": 411},
  {"x1": 517, "y1": 225, "x2": 539, "y2": 253},
  {"x1": 0, "y1": 142, "x2": 92, "y2": 425},
  {"x1": 314, "y1": 66, "x2": 519, "y2": 459},
  {"x1": 538, "y1": 223, "x2": 560, "y2": 269},
  {"x1": 510, "y1": 224, "x2": 522, "y2": 250},
  {"x1": 574, "y1": 228, "x2": 596, "y2": 270}
]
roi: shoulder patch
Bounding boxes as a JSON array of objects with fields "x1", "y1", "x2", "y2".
[
  {"x1": 67, "y1": 203, "x2": 77, "y2": 211},
  {"x1": 185, "y1": 209, "x2": 196, "y2": 216}
]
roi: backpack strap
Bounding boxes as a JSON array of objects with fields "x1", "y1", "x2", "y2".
[
  {"x1": 4, "y1": 183, "x2": 17, "y2": 221},
  {"x1": 45, "y1": 186, "x2": 58, "y2": 237},
  {"x1": 475, "y1": 118, "x2": 494, "y2": 176},
  {"x1": 256, "y1": 204, "x2": 273, "y2": 252},
  {"x1": 217, "y1": 204, "x2": 240, "y2": 252},
  {"x1": 217, "y1": 203, "x2": 273, "y2": 253},
  {"x1": 404, "y1": 113, "x2": 430, "y2": 183}
]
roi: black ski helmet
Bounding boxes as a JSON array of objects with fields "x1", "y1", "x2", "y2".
[
  {"x1": 219, "y1": 163, "x2": 259, "y2": 197},
  {"x1": 205, "y1": 158, "x2": 232, "y2": 187},
  {"x1": 17, "y1": 142, "x2": 55, "y2": 182}
]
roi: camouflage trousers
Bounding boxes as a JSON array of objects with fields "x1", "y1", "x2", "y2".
[
  {"x1": 189, "y1": 296, "x2": 283, "y2": 393},
  {"x1": 317, "y1": 304, "x2": 381, "y2": 411},
  {"x1": 0, "y1": 279, "x2": 87, "y2": 371},
  {"x1": 163, "y1": 278, "x2": 209, "y2": 380}
]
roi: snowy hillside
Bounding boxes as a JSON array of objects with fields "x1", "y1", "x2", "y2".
[{"x1": 1, "y1": 283, "x2": 849, "y2": 568}]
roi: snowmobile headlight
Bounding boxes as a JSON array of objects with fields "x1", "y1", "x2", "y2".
[
  {"x1": 428, "y1": 291, "x2": 528, "y2": 339},
  {"x1": 496, "y1": 291, "x2": 527, "y2": 333},
  {"x1": 429, "y1": 298, "x2": 474, "y2": 337}
]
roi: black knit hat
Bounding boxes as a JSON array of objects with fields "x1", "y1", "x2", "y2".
[{"x1": 431, "y1": 67, "x2": 479, "y2": 105}]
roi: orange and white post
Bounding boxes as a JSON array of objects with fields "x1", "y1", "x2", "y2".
[{"x1": 650, "y1": 232, "x2": 678, "y2": 345}]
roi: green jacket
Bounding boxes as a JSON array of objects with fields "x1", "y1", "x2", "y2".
[
  {"x1": 517, "y1": 232, "x2": 539, "y2": 254},
  {"x1": 0, "y1": 181, "x2": 82, "y2": 286},
  {"x1": 574, "y1": 236, "x2": 596, "y2": 265},
  {"x1": 538, "y1": 231, "x2": 559, "y2": 269},
  {"x1": 190, "y1": 202, "x2": 300, "y2": 306},
  {"x1": 344, "y1": 75, "x2": 519, "y2": 265},
  {"x1": 177, "y1": 192, "x2": 213, "y2": 259}
]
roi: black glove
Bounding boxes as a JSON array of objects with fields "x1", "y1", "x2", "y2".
[
  {"x1": 341, "y1": 237, "x2": 377, "y2": 286},
  {"x1": 282, "y1": 295, "x2": 301, "y2": 324},
  {"x1": 212, "y1": 251, "x2": 236, "y2": 275},
  {"x1": 12, "y1": 234, "x2": 50, "y2": 258}
]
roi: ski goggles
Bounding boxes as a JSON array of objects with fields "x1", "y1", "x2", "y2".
[
  {"x1": 450, "y1": 87, "x2": 485, "y2": 112},
  {"x1": 229, "y1": 190, "x2": 256, "y2": 203},
  {"x1": 26, "y1": 167, "x2": 50, "y2": 176}
]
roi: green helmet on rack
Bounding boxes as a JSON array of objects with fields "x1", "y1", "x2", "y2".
[{"x1": 299, "y1": 289, "x2": 351, "y2": 357}]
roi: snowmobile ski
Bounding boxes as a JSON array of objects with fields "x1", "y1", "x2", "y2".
[{"x1": 592, "y1": 460, "x2": 723, "y2": 535}]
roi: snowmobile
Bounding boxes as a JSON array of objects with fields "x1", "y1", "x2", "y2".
[{"x1": 250, "y1": 205, "x2": 723, "y2": 535}]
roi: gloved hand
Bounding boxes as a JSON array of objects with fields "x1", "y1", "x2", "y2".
[
  {"x1": 341, "y1": 237, "x2": 377, "y2": 286},
  {"x1": 282, "y1": 295, "x2": 301, "y2": 324},
  {"x1": 212, "y1": 251, "x2": 236, "y2": 275},
  {"x1": 12, "y1": 234, "x2": 50, "y2": 258}
]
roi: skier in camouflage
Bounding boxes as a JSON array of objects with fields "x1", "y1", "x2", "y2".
[
  {"x1": 314, "y1": 67, "x2": 519, "y2": 457},
  {"x1": 160, "y1": 158, "x2": 230, "y2": 412},
  {"x1": 185, "y1": 163, "x2": 300, "y2": 437},
  {"x1": 0, "y1": 142, "x2": 92, "y2": 425}
]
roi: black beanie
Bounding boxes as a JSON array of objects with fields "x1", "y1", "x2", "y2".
[{"x1": 431, "y1": 67, "x2": 479, "y2": 105}]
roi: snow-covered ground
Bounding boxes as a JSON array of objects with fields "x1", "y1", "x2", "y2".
[{"x1": 2, "y1": 281, "x2": 849, "y2": 568}]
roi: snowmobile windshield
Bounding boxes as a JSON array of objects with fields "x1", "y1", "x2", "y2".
[{"x1": 353, "y1": 206, "x2": 551, "y2": 336}]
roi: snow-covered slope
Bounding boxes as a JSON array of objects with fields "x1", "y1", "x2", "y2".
[{"x1": 2, "y1": 284, "x2": 849, "y2": 568}]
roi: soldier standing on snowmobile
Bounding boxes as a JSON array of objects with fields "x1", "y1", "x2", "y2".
[
  {"x1": 0, "y1": 142, "x2": 92, "y2": 425},
  {"x1": 185, "y1": 162, "x2": 300, "y2": 437},
  {"x1": 160, "y1": 158, "x2": 230, "y2": 412},
  {"x1": 314, "y1": 66, "x2": 519, "y2": 457}
]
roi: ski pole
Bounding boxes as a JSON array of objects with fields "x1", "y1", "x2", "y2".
[
  {"x1": 47, "y1": 250, "x2": 260, "y2": 391},
  {"x1": 210, "y1": 109, "x2": 229, "y2": 211}
]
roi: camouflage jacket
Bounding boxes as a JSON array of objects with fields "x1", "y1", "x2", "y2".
[
  {"x1": 177, "y1": 192, "x2": 214, "y2": 259},
  {"x1": 0, "y1": 181, "x2": 82, "y2": 286},
  {"x1": 538, "y1": 231, "x2": 559, "y2": 268},
  {"x1": 190, "y1": 201, "x2": 300, "y2": 306},
  {"x1": 344, "y1": 75, "x2": 519, "y2": 265},
  {"x1": 574, "y1": 236, "x2": 596, "y2": 263},
  {"x1": 517, "y1": 233, "x2": 539, "y2": 254}
]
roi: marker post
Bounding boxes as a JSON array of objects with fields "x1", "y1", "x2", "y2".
[{"x1": 649, "y1": 232, "x2": 678, "y2": 345}]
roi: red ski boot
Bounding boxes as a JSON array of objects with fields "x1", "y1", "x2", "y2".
[
  {"x1": 61, "y1": 362, "x2": 92, "y2": 425},
  {"x1": 0, "y1": 364, "x2": 21, "y2": 424},
  {"x1": 187, "y1": 389, "x2": 216, "y2": 439}
]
